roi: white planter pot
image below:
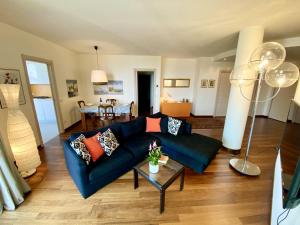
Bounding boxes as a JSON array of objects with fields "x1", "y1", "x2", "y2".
[{"x1": 149, "y1": 163, "x2": 159, "y2": 174}]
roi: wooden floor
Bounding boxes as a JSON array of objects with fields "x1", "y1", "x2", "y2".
[{"x1": 0, "y1": 117, "x2": 286, "y2": 225}]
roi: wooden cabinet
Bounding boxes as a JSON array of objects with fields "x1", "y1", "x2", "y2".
[{"x1": 160, "y1": 102, "x2": 192, "y2": 117}]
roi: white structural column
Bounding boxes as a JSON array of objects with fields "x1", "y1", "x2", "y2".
[{"x1": 222, "y1": 26, "x2": 264, "y2": 151}]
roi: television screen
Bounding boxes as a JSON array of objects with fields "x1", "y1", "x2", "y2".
[{"x1": 280, "y1": 100, "x2": 300, "y2": 209}]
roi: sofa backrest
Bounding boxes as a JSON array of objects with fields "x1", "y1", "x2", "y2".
[
  {"x1": 69, "y1": 122, "x2": 122, "y2": 142},
  {"x1": 68, "y1": 112, "x2": 192, "y2": 142}
]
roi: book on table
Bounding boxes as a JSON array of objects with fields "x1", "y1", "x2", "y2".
[{"x1": 159, "y1": 155, "x2": 169, "y2": 164}]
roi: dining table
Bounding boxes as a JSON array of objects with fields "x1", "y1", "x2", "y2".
[{"x1": 79, "y1": 103, "x2": 132, "y2": 131}]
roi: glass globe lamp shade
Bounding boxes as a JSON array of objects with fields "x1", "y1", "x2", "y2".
[
  {"x1": 249, "y1": 42, "x2": 286, "y2": 72},
  {"x1": 230, "y1": 64, "x2": 258, "y2": 86},
  {"x1": 265, "y1": 62, "x2": 299, "y2": 88}
]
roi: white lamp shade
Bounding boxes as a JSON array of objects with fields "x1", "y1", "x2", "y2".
[
  {"x1": 91, "y1": 70, "x2": 108, "y2": 83},
  {"x1": 0, "y1": 84, "x2": 41, "y2": 176}
]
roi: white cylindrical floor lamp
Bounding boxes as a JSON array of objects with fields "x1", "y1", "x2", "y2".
[
  {"x1": 229, "y1": 42, "x2": 299, "y2": 176},
  {"x1": 0, "y1": 84, "x2": 41, "y2": 178}
]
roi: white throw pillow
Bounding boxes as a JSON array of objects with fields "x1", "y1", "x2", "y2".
[
  {"x1": 98, "y1": 128, "x2": 120, "y2": 156},
  {"x1": 168, "y1": 117, "x2": 182, "y2": 136}
]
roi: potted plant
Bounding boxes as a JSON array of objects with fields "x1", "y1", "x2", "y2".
[{"x1": 147, "y1": 141, "x2": 162, "y2": 173}]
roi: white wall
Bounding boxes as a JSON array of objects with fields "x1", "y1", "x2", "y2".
[
  {"x1": 271, "y1": 153, "x2": 300, "y2": 225},
  {"x1": 79, "y1": 55, "x2": 235, "y2": 117},
  {"x1": 0, "y1": 22, "x2": 82, "y2": 153},
  {"x1": 78, "y1": 54, "x2": 162, "y2": 114},
  {"x1": 161, "y1": 58, "x2": 197, "y2": 102},
  {"x1": 193, "y1": 58, "x2": 233, "y2": 116}
]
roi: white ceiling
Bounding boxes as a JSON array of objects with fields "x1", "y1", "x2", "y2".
[{"x1": 1, "y1": 0, "x2": 300, "y2": 57}]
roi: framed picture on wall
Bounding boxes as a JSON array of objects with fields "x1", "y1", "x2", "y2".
[
  {"x1": 208, "y1": 79, "x2": 216, "y2": 88},
  {"x1": 201, "y1": 79, "x2": 208, "y2": 88},
  {"x1": 163, "y1": 78, "x2": 190, "y2": 88},
  {"x1": 93, "y1": 80, "x2": 123, "y2": 95},
  {"x1": 66, "y1": 79, "x2": 79, "y2": 98},
  {"x1": 0, "y1": 68, "x2": 26, "y2": 108}
]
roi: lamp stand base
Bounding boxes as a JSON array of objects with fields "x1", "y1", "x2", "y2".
[
  {"x1": 20, "y1": 169, "x2": 37, "y2": 178},
  {"x1": 229, "y1": 158, "x2": 261, "y2": 176}
]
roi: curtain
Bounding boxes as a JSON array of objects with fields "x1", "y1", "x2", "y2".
[{"x1": 0, "y1": 138, "x2": 31, "y2": 214}]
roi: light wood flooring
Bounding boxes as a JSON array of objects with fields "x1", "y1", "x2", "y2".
[{"x1": 0, "y1": 118, "x2": 286, "y2": 225}]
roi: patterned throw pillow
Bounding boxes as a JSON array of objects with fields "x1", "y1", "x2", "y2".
[
  {"x1": 98, "y1": 128, "x2": 120, "y2": 156},
  {"x1": 70, "y1": 134, "x2": 91, "y2": 165},
  {"x1": 168, "y1": 117, "x2": 182, "y2": 136}
]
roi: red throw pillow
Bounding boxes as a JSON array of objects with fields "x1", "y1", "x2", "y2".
[
  {"x1": 146, "y1": 117, "x2": 161, "y2": 133},
  {"x1": 83, "y1": 132, "x2": 105, "y2": 162}
]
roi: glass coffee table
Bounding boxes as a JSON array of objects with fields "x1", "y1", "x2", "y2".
[{"x1": 133, "y1": 158, "x2": 185, "y2": 213}]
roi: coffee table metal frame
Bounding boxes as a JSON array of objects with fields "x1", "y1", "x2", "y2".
[{"x1": 133, "y1": 159, "x2": 185, "y2": 213}]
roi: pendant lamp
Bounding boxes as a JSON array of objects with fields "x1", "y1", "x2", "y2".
[{"x1": 91, "y1": 46, "x2": 108, "y2": 84}]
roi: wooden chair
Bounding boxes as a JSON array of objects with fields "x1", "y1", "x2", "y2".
[
  {"x1": 106, "y1": 98, "x2": 117, "y2": 106},
  {"x1": 77, "y1": 100, "x2": 86, "y2": 108},
  {"x1": 98, "y1": 105, "x2": 115, "y2": 126},
  {"x1": 129, "y1": 101, "x2": 134, "y2": 120},
  {"x1": 78, "y1": 100, "x2": 97, "y2": 127}
]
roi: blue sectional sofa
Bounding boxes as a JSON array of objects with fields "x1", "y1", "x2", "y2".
[{"x1": 64, "y1": 113, "x2": 222, "y2": 198}]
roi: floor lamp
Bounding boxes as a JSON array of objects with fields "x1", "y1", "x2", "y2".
[
  {"x1": 0, "y1": 84, "x2": 41, "y2": 177},
  {"x1": 229, "y1": 42, "x2": 299, "y2": 176}
]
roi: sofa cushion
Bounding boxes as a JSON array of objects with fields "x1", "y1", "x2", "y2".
[
  {"x1": 168, "y1": 117, "x2": 182, "y2": 136},
  {"x1": 160, "y1": 117, "x2": 168, "y2": 133},
  {"x1": 69, "y1": 134, "x2": 92, "y2": 165},
  {"x1": 88, "y1": 147, "x2": 133, "y2": 183},
  {"x1": 123, "y1": 133, "x2": 160, "y2": 160},
  {"x1": 98, "y1": 129, "x2": 120, "y2": 156},
  {"x1": 150, "y1": 133, "x2": 222, "y2": 166},
  {"x1": 120, "y1": 116, "x2": 145, "y2": 140},
  {"x1": 83, "y1": 132, "x2": 105, "y2": 162},
  {"x1": 146, "y1": 117, "x2": 161, "y2": 133}
]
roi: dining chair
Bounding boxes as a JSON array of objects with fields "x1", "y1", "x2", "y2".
[
  {"x1": 98, "y1": 105, "x2": 115, "y2": 126},
  {"x1": 106, "y1": 98, "x2": 117, "y2": 106},
  {"x1": 77, "y1": 100, "x2": 86, "y2": 108},
  {"x1": 78, "y1": 100, "x2": 97, "y2": 127},
  {"x1": 129, "y1": 101, "x2": 134, "y2": 120}
]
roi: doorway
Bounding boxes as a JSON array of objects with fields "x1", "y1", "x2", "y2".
[
  {"x1": 23, "y1": 58, "x2": 60, "y2": 144},
  {"x1": 214, "y1": 71, "x2": 231, "y2": 116},
  {"x1": 136, "y1": 70, "x2": 155, "y2": 116}
]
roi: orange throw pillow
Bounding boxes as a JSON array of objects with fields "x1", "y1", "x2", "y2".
[
  {"x1": 146, "y1": 117, "x2": 161, "y2": 133},
  {"x1": 83, "y1": 132, "x2": 105, "y2": 162}
]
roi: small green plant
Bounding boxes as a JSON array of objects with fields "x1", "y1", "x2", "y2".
[{"x1": 147, "y1": 141, "x2": 162, "y2": 166}]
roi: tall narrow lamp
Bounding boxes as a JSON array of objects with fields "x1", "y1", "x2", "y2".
[
  {"x1": 229, "y1": 42, "x2": 299, "y2": 176},
  {"x1": 0, "y1": 84, "x2": 41, "y2": 177}
]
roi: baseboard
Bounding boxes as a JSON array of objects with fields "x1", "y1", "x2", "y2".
[
  {"x1": 190, "y1": 113, "x2": 213, "y2": 118},
  {"x1": 255, "y1": 115, "x2": 268, "y2": 118},
  {"x1": 64, "y1": 120, "x2": 81, "y2": 132}
]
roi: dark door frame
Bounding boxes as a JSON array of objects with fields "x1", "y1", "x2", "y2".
[{"x1": 134, "y1": 69, "x2": 156, "y2": 116}]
